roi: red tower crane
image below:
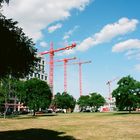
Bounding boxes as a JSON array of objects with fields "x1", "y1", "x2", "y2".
[
  {"x1": 71, "y1": 60, "x2": 92, "y2": 97},
  {"x1": 40, "y1": 42, "x2": 76, "y2": 96},
  {"x1": 55, "y1": 57, "x2": 76, "y2": 92},
  {"x1": 106, "y1": 77, "x2": 119, "y2": 100}
]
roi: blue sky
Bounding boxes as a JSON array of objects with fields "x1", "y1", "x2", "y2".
[{"x1": 2, "y1": 0, "x2": 140, "y2": 99}]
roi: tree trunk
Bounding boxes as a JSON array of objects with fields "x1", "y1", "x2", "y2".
[
  {"x1": 33, "y1": 110, "x2": 36, "y2": 116},
  {"x1": 4, "y1": 106, "x2": 8, "y2": 119},
  {"x1": 129, "y1": 107, "x2": 131, "y2": 113}
]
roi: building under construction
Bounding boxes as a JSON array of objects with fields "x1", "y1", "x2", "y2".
[
  {"x1": 2, "y1": 55, "x2": 48, "y2": 115},
  {"x1": 26, "y1": 54, "x2": 48, "y2": 82}
]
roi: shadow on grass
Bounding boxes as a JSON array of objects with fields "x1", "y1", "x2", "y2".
[
  {"x1": 16, "y1": 114, "x2": 58, "y2": 119},
  {"x1": 0, "y1": 128, "x2": 78, "y2": 140},
  {"x1": 0, "y1": 114, "x2": 58, "y2": 119},
  {"x1": 113, "y1": 111, "x2": 140, "y2": 115},
  {"x1": 90, "y1": 111, "x2": 140, "y2": 117}
]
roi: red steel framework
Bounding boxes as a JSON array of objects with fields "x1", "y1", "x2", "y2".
[
  {"x1": 71, "y1": 60, "x2": 91, "y2": 97},
  {"x1": 40, "y1": 42, "x2": 76, "y2": 96},
  {"x1": 55, "y1": 57, "x2": 76, "y2": 92},
  {"x1": 106, "y1": 77, "x2": 119, "y2": 100}
]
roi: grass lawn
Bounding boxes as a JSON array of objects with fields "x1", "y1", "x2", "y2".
[{"x1": 0, "y1": 112, "x2": 140, "y2": 140}]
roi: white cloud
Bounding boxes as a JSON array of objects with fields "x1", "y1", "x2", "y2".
[
  {"x1": 57, "y1": 40, "x2": 80, "y2": 56},
  {"x1": 112, "y1": 39, "x2": 140, "y2": 52},
  {"x1": 126, "y1": 50, "x2": 140, "y2": 60},
  {"x1": 39, "y1": 41, "x2": 48, "y2": 48},
  {"x1": 63, "y1": 25, "x2": 79, "y2": 40},
  {"x1": 125, "y1": 50, "x2": 139, "y2": 59},
  {"x1": 62, "y1": 49, "x2": 76, "y2": 55},
  {"x1": 112, "y1": 39, "x2": 140, "y2": 60},
  {"x1": 77, "y1": 17, "x2": 139, "y2": 51},
  {"x1": 48, "y1": 23, "x2": 62, "y2": 33},
  {"x1": 57, "y1": 49, "x2": 76, "y2": 56},
  {"x1": 134, "y1": 64, "x2": 140, "y2": 71},
  {"x1": 2, "y1": 0, "x2": 91, "y2": 41}
]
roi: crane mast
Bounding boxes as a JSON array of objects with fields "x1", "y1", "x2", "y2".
[
  {"x1": 40, "y1": 42, "x2": 76, "y2": 96},
  {"x1": 72, "y1": 60, "x2": 91, "y2": 97},
  {"x1": 106, "y1": 77, "x2": 119, "y2": 100},
  {"x1": 49, "y1": 42, "x2": 54, "y2": 94},
  {"x1": 106, "y1": 77, "x2": 119, "y2": 111},
  {"x1": 55, "y1": 57, "x2": 76, "y2": 92}
]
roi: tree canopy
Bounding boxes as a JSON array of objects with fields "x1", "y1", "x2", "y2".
[
  {"x1": 112, "y1": 75, "x2": 140, "y2": 112},
  {"x1": 23, "y1": 78, "x2": 52, "y2": 116},
  {"x1": 77, "y1": 93, "x2": 105, "y2": 112},
  {"x1": 0, "y1": 0, "x2": 9, "y2": 3},
  {"x1": 89, "y1": 93, "x2": 106, "y2": 111},
  {"x1": 0, "y1": 0, "x2": 9, "y2": 5},
  {"x1": 77, "y1": 95, "x2": 90, "y2": 109},
  {"x1": 0, "y1": 15, "x2": 38, "y2": 78},
  {"x1": 0, "y1": 76, "x2": 25, "y2": 113},
  {"x1": 52, "y1": 92, "x2": 76, "y2": 112}
]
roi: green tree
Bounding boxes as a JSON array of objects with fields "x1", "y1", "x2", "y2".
[
  {"x1": 0, "y1": 15, "x2": 38, "y2": 78},
  {"x1": 0, "y1": 77, "x2": 14, "y2": 113},
  {"x1": 0, "y1": 77, "x2": 25, "y2": 116},
  {"x1": 77, "y1": 95, "x2": 90, "y2": 111},
  {"x1": 52, "y1": 92, "x2": 76, "y2": 112},
  {"x1": 77, "y1": 93, "x2": 105, "y2": 112},
  {"x1": 112, "y1": 75, "x2": 140, "y2": 113},
  {"x1": 89, "y1": 93, "x2": 105, "y2": 112},
  {"x1": 0, "y1": 0, "x2": 9, "y2": 3},
  {"x1": 23, "y1": 78, "x2": 52, "y2": 116},
  {"x1": 0, "y1": 0, "x2": 9, "y2": 5},
  {"x1": 0, "y1": 81, "x2": 6, "y2": 112},
  {"x1": 134, "y1": 82, "x2": 140, "y2": 108}
]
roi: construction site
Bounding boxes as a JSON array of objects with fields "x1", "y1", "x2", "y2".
[
  {"x1": 0, "y1": 0, "x2": 140, "y2": 139},
  {"x1": 1, "y1": 41, "x2": 121, "y2": 114}
]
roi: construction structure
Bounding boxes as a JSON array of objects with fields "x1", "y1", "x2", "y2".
[
  {"x1": 55, "y1": 57, "x2": 76, "y2": 92},
  {"x1": 26, "y1": 54, "x2": 47, "y2": 82},
  {"x1": 106, "y1": 77, "x2": 119, "y2": 111},
  {"x1": 71, "y1": 60, "x2": 92, "y2": 97},
  {"x1": 40, "y1": 42, "x2": 76, "y2": 96},
  {"x1": 2, "y1": 55, "x2": 48, "y2": 117}
]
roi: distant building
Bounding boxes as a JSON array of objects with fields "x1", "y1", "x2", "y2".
[
  {"x1": 26, "y1": 54, "x2": 48, "y2": 82},
  {"x1": 100, "y1": 97, "x2": 116, "y2": 112}
]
